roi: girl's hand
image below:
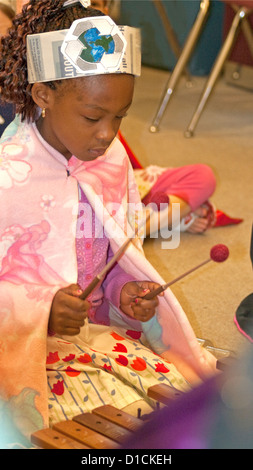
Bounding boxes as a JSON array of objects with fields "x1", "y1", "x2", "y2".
[
  {"x1": 49, "y1": 284, "x2": 90, "y2": 336},
  {"x1": 120, "y1": 281, "x2": 163, "y2": 322}
]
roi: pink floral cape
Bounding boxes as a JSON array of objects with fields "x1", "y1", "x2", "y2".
[{"x1": 0, "y1": 120, "x2": 216, "y2": 438}]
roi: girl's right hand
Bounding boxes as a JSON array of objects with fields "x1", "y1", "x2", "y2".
[{"x1": 48, "y1": 284, "x2": 90, "y2": 336}]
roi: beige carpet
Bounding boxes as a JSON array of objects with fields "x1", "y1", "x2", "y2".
[{"x1": 120, "y1": 66, "x2": 253, "y2": 356}]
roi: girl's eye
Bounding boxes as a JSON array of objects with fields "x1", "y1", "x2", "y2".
[
  {"x1": 84, "y1": 116, "x2": 100, "y2": 122},
  {"x1": 83, "y1": 113, "x2": 128, "y2": 122},
  {"x1": 116, "y1": 113, "x2": 128, "y2": 120}
]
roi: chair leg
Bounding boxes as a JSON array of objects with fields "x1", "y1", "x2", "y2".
[
  {"x1": 152, "y1": 0, "x2": 191, "y2": 81},
  {"x1": 184, "y1": 6, "x2": 250, "y2": 138},
  {"x1": 239, "y1": 11, "x2": 253, "y2": 60},
  {"x1": 150, "y1": 0, "x2": 210, "y2": 133}
]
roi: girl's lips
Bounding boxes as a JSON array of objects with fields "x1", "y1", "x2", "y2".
[{"x1": 88, "y1": 148, "x2": 107, "y2": 158}]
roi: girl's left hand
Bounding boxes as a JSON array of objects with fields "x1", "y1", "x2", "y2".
[{"x1": 120, "y1": 281, "x2": 163, "y2": 322}]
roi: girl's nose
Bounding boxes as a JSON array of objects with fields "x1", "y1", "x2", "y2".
[{"x1": 96, "y1": 120, "x2": 116, "y2": 144}]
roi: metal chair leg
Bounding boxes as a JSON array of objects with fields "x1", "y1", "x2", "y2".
[
  {"x1": 184, "y1": 6, "x2": 252, "y2": 138},
  {"x1": 152, "y1": 0, "x2": 192, "y2": 81},
  {"x1": 150, "y1": 0, "x2": 210, "y2": 133},
  {"x1": 238, "y1": 8, "x2": 253, "y2": 59}
]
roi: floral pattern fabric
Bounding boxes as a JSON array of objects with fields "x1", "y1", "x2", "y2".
[
  {"x1": 134, "y1": 165, "x2": 168, "y2": 200},
  {"x1": 47, "y1": 324, "x2": 190, "y2": 424}
]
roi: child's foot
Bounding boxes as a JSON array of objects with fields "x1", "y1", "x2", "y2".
[
  {"x1": 182, "y1": 202, "x2": 216, "y2": 234},
  {"x1": 186, "y1": 210, "x2": 209, "y2": 233}
]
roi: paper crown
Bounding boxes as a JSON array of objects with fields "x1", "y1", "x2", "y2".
[
  {"x1": 63, "y1": 0, "x2": 91, "y2": 8},
  {"x1": 27, "y1": 16, "x2": 141, "y2": 83}
]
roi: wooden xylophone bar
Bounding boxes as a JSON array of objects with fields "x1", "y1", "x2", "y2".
[{"x1": 31, "y1": 383, "x2": 183, "y2": 449}]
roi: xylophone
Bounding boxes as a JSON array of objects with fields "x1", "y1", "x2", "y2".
[
  {"x1": 31, "y1": 355, "x2": 235, "y2": 449},
  {"x1": 31, "y1": 383, "x2": 184, "y2": 449}
]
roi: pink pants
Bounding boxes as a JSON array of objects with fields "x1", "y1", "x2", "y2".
[{"x1": 142, "y1": 164, "x2": 216, "y2": 212}]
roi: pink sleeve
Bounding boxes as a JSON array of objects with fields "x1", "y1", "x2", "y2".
[
  {"x1": 103, "y1": 244, "x2": 135, "y2": 308},
  {"x1": 102, "y1": 246, "x2": 142, "y2": 329}
]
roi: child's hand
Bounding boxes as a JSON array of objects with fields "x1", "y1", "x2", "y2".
[
  {"x1": 120, "y1": 281, "x2": 163, "y2": 322},
  {"x1": 49, "y1": 284, "x2": 90, "y2": 336}
]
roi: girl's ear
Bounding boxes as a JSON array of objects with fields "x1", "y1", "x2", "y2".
[{"x1": 31, "y1": 83, "x2": 54, "y2": 110}]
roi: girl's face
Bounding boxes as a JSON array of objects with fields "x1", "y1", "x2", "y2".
[{"x1": 36, "y1": 74, "x2": 134, "y2": 161}]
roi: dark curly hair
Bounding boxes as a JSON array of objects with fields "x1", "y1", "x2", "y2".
[{"x1": 0, "y1": 0, "x2": 104, "y2": 122}]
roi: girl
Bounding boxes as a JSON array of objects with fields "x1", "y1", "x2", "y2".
[
  {"x1": 0, "y1": 0, "x2": 216, "y2": 442},
  {"x1": 5, "y1": 0, "x2": 217, "y2": 236}
]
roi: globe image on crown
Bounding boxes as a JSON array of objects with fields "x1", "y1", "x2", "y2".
[
  {"x1": 61, "y1": 17, "x2": 127, "y2": 74},
  {"x1": 79, "y1": 27, "x2": 115, "y2": 63}
]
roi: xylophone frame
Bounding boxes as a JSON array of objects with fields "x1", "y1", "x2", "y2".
[{"x1": 31, "y1": 352, "x2": 235, "y2": 449}]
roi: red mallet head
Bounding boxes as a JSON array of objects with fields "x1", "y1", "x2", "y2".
[
  {"x1": 210, "y1": 244, "x2": 229, "y2": 263},
  {"x1": 148, "y1": 192, "x2": 170, "y2": 211},
  {"x1": 143, "y1": 243, "x2": 230, "y2": 300}
]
